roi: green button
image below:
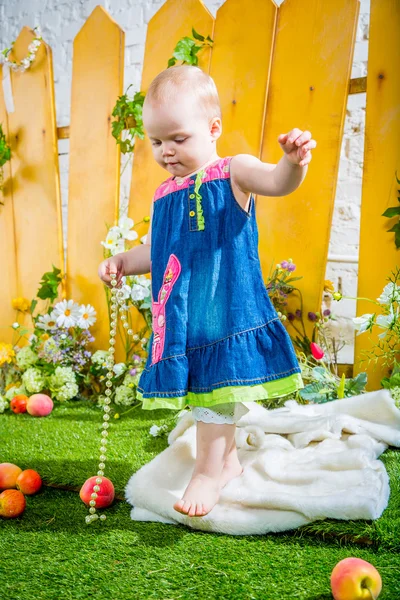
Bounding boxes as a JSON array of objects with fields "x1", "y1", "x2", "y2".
[
  {"x1": 189, "y1": 194, "x2": 195, "y2": 199},
  {"x1": 189, "y1": 210, "x2": 195, "y2": 217}
]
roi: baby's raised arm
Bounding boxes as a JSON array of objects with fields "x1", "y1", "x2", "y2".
[{"x1": 231, "y1": 130, "x2": 315, "y2": 198}]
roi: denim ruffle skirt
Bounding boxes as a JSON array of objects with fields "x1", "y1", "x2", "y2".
[{"x1": 136, "y1": 156, "x2": 304, "y2": 410}]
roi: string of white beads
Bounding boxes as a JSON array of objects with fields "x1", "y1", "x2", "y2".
[{"x1": 85, "y1": 273, "x2": 129, "y2": 524}]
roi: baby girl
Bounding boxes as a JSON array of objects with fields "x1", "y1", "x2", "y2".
[{"x1": 99, "y1": 64, "x2": 316, "y2": 518}]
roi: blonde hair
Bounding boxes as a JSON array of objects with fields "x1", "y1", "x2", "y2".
[{"x1": 145, "y1": 65, "x2": 222, "y2": 122}]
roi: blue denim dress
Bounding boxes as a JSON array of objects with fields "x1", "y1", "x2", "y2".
[{"x1": 136, "y1": 156, "x2": 304, "y2": 410}]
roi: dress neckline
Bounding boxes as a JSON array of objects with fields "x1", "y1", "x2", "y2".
[{"x1": 171, "y1": 156, "x2": 223, "y2": 181}]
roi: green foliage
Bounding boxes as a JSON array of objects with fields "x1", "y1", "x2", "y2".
[
  {"x1": 36, "y1": 264, "x2": 65, "y2": 304},
  {"x1": 0, "y1": 123, "x2": 11, "y2": 168},
  {"x1": 381, "y1": 360, "x2": 400, "y2": 390},
  {"x1": 298, "y1": 366, "x2": 367, "y2": 403},
  {"x1": 382, "y1": 170, "x2": 400, "y2": 248},
  {"x1": 167, "y1": 27, "x2": 213, "y2": 67},
  {"x1": 111, "y1": 85, "x2": 146, "y2": 154}
]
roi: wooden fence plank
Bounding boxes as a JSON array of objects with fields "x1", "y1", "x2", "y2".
[
  {"x1": 0, "y1": 67, "x2": 18, "y2": 345},
  {"x1": 355, "y1": 0, "x2": 400, "y2": 390},
  {"x1": 0, "y1": 27, "x2": 63, "y2": 345},
  {"x1": 258, "y1": 0, "x2": 359, "y2": 360},
  {"x1": 66, "y1": 6, "x2": 124, "y2": 358}
]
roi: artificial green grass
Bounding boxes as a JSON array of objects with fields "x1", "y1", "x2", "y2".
[
  {"x1": 1, "y1": 401, "x2": 399, "y2": 599},
  {"x1": 1, "y1": 487, "x2": 399, "y2": 599}
]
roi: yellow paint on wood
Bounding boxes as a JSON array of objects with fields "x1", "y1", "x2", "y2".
[
  {"x1": 355, "y1": 0, "x2": 400, "y2": 390},
  {"x1": 257, "y1": 0, "x2": 359, "y2": 364},
  {"x1": 66, "y1": 6, "x2": 124, "y2": 360},
  {"x1": 0, "y1": 67, "x2": 18, "y2": 345},
  {"x1": 0, "y1": 27, "x2": 64, "y2": 345}
]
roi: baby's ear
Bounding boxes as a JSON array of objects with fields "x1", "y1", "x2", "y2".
[{"x1": 210, "y1": 117, "x2": 222, "y2": 139}]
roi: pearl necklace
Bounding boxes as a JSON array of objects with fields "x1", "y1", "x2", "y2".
[{"x1": 85, "y1": 273, "x2": 133, "y2": 524}]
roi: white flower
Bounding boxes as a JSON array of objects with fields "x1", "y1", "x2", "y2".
[
  {"x1": 118, "y1": 216, "x2": 138, "y2": 241},
  {"x1": 36, "y1": 311, "x2": 58, "y2": 330},
  {"x1": 77, "y1": 304, "x2": 97, "y2": 328},
  {"x1": 21, "y1": 57, "x2": 30, "y2": 68},
  {"x1": 12, "y1": 322, "x2": 20, "y2": 329},
  {"x1": 377, "y1": 282, "x2": 400, "y2": 305},
  {"x1": 92, "y1": 350, "x2": 109, "y2": 367},
  {"x1": 375, "y1": 303, "x2": 399, "y2": 339},
  {"x1": 118, "y1": 282, "x2": 133, "y2": 301},
  {"x1": 149, "y1": 424, "x2": 161, "y2": 436},
  {"x1": 113, "y1": 362, "x2": 127, "y2": 376},
  {"x1": 53, "y1": 299, "x2": 82, "y2": 328},
  {"x1": 149, "y1": 423, "x2": 169, "y2": 437},
  {"x1": 131, "y1": 275, "x2": 151, "y2": 302},
  {"x1": 100, "y1": 227, "x2": 125, "y2": 256},
  {"x1": 352, "y1": 314, "x2": 374, "y2": 335}
]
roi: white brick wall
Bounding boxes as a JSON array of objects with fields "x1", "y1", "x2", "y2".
[{"x1": 0, "y1": 0, "x2": 371, "y2": 364}]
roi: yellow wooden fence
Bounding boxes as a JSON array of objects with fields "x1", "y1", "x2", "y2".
[{"x1": 1, "y1": 0, "x2": 399, "y2": 392}]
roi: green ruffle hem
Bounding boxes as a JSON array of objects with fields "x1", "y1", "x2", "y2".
[{"x1": 136, "y1": 371, "x2": 304, "y2": 410}]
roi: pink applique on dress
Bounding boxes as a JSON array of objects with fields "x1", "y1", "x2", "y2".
[{"x1": 151, "y1": 253, "x2": 182, "y2": 364}]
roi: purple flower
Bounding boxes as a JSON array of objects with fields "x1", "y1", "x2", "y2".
[
  {"x1": 280, "y1": 261, "x2": 288, "y2": 269},
  {"x1": 287, "y1": 263, "x2": 296, "y2": 272},
  {"x1": 130, "y1": 368, "x2": 137, "y2": 376},
  {"x1": 287, "y1": 313, "x2": 295, "y2": 321},
  {"x1": 323, "y1": 309, "x2": 331, "y2": 316},
  {"x1": 295, "y1": 309, "x2": 302, "y2": 318},
  {"x1": 308, "y1": 311, "x2": 318, "y2": 322}
]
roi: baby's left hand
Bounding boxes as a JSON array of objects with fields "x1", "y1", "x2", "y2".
[{"x1": 278, "y1": 129, "x2": 317, "y2": 167}]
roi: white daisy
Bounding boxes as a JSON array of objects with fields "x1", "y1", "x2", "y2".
[
  {"x1": 77, "y1": 304, "x2": 97, "y2": 329},
  {"x1": 36, "y1": 311, "x2": 59, "y2": 330},
  {"x1": 53, "y1": 299, "x2": 82, "y2": 328}
]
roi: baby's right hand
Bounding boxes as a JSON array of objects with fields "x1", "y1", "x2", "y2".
[{"x1": 98, "y1": 255, "x2": 125, "y2": 289}]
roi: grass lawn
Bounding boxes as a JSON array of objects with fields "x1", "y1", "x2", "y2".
[{"x1": 0, "y1": 400, "x2": 399, "y2": 600}]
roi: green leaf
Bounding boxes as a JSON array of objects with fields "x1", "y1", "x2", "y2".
[
  {"x1": 382, "y1": 206, "x2": 400, "y2": 218},
  {"x1": 192, "y1": 27, "x2": 205, "y2": 42}
]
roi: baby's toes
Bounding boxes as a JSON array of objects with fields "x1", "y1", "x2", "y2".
[
  {"x1": 195, "y1": 503, "x2": 205, "y2": 516},
  {"x1": 173, "y1": 499, "x2": 185, "y2": 513},
  {"x1": 188, "y1": 502, "x2": 198, "y2": 517},
  {"x1": 181, "y1": 500, "x2": 192, "y2": 514}
]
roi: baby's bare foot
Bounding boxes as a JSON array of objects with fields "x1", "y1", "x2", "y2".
[
  {"x1": 219, "y1": 458, "x2": 244, "y2": 490},
  {"x1": 173, "y1": 473, "x2": 221, "y2": 517}
]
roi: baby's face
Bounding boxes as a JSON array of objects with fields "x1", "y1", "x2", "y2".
[{"x1": 143, "y1": 94, "x2": 221, "y2": 176}]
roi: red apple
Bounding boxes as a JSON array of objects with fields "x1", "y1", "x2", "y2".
[
  {"x1": 0, "y1": 489, "x2": 26, "y2": 518},
  {"x1": 15, "y1": 469, "x2": 42, "y2": 495},
  {"x1": 0, "y1": 463, "x2": 22, "y2": 490},
  {"x1": 26, "y1": 393, "x2": 53, "y2": 417},
  {"x1": 79, "y1": 476, "x2": 115, "y2": 509},
  {"x1": 331, "y1": 557, "x2": 382, "y2": 600},
  {"x1": 10, "y1": 394, "x2": 28, "y2": 413}
]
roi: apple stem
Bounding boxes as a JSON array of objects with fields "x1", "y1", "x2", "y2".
[{"x1": 364, "y1": 583, "x2": 376, "y2": 600}]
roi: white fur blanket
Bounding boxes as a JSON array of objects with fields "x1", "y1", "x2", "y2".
[{"x1": 125, "y1": 389, "x2": 400, "y2": 535}]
